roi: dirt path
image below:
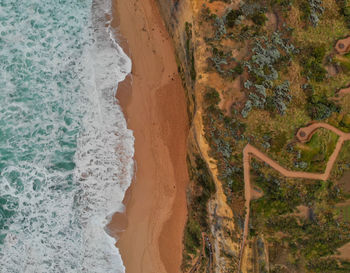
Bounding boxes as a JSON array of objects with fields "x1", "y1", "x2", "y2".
[
  {"x1": 238, "y1": 123, "x2": 350, "y2": 271},
  {"x1": 332, "y1": 85, "x2": 350, "y2": 101},
  {"x1": 336, "y1": 36, "x2": 350, "y2": 54}
]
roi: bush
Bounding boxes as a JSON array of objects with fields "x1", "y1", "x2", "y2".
[
  {"x1": 234, "y1": 63, "x2": 244, "y2": 74},
  {"x1": 343, "y1": 6, "x2": 350, "y2": 16},
  {"x1": 184, "y1": 218, "x2": 201, "y2": 254},
  {"x1": 195, "y1": 156, "x2": 216, "y2": 195},
  {"x1": 339, "y1": 0, "x2": 350, "y2": 28},
  {"x1": 243, "y1": 32, "x2": 296, "y2": 116},
  {"x1": 185, "y1": 22, "x2": 196, "y2": 82},
  {"x1": 251, "y1": 12, "x2": 267, "y2": 26},
  {"x1": 204, "y1": 87, "x2": 221, "y2": 105},
  {"x1": 241, "y1": 2, "x2": 263, "y2": 16},
  {"x1": 301, "y1": 45, "x2": 327, "y2": 82},
  {"x1": 300, "y1": 0, "x2": 324, "y2": 26},
  {"x1": 311, "y1": 45, "x2": 326, "y2": 62},
  {"x1": 304, "y1": 59, "x2": 326, "y2": 82},
  {"x1": 340, "y1": 113, "x2": 350, "y2": 129},
  {"x1": 271, "y1": 0, "x2": 292, "y2": 7},
  {"x1": 272, "y1": 81, "x2": 291, "y2": 115},
  {"x1": 225, "y1": 9, "x2": 243, "y2": 28},
  {"x1": 214, "y1": 17, "x2": 226, "y2": 40},
  {"x1": 307, "y1": 94, "x2": 340, "y2": 120},
  {"x1": 302, "y1": 84, "x2": 339, "y2": 120},
  {"x1": 271, "y1": 131, "x2": 287, "y2": 152},
  {"x1": 241, "y1": 100, "x2": 253, "y2": 118},
  {"x1": 309, "y1": 0, "x2": 325, "y2": 25},
  {"x1": 190, "y1": 52, "x2": 196, "y2": 81}
]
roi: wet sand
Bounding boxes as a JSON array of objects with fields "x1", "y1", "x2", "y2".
[{"x1": 108, "y1": 0, "x2": 189, "y2": 272}]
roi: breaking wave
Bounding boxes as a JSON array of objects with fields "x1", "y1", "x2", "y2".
[{"x1": 0, "y1": 0, "x2": 133, "y2": 272}]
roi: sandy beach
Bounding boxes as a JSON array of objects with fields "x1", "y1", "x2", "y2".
[{"x1": 107, "y1": 0, "x2": 190, "y2": 272}]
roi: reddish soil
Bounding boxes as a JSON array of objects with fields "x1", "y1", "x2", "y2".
[
  {"x1": 337, "y1": 86, "x2": 350, "y2": 99},
  {"x1": 335, "y1": 36, "x2": 350, "y2": 55},
  {"x1": 335, "y1": 242, "x2": 350, "y2": 260},
  {"x1": 293, "y1": 205, "x2": 311, "y2": 220}
]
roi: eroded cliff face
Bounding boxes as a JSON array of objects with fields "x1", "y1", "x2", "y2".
[
  {"x1": 155, "y1": 1, "x2": 243, "y2": 272},
  {"x1": 155, "y1": 0, "x2": 350, "y2": 272},
  {"x1": 156, "y1": 0, "x2": 196, "y2": 120}
]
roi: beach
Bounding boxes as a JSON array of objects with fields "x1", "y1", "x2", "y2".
[{"x1": 108, "y1": 0, "x2": 190, "y2": 272}]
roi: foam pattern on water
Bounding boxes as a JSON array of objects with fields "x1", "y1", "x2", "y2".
[{"x1": 0, "y1": 0, "x2": 134, "y2": 272}]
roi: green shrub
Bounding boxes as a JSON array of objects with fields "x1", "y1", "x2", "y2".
[
  {"x1": 243, "y1": 32, "x2": 296, "y2": 116},
  {"x1": 339, "y1": 0, "x2": 350, "y2": 28},
  {"x1": 300, "y1": 0, "x2": 311, "y2": 20},
  {"x1": 271, "y1": 131, "x2": 287, "y2": 153},
  {"x1": 340, "y1": 113, "x2": 350, "y2": 129},
  {"x1": 301, "y1": 45, "x2": 327, "y2": 82},
  {"x1": 190, "y1": 52, "x2": 196, "y2": 81},
  {"x1": 300, "y1": 0, "x2": 324, "y2": 26},
  {"x1": 311, "y1": 45, "x2": 326, "y2": 62},
  {"x1": 307, "y1": 94, "x2": 340, "y2": 120},
  {"x1": 225, "y1": 9, "x2": 243, "y2": 28},
  {"x1": 184, "y1": 217, "x2": 201, "y2": 254},
  {"x1": 185, "y1": 22, "x2": 196, "y2": 82},
  {"x1": 304, "y1": 59, "x2": 326, "y2": 82},
  {"x1": 251, "y1": 12, "x2": 267, "y2": 26},
  {"x1": 204, "y1": 87, "x2": 221, "y2": 105},
  {"x1": 234, "y1": 63, "x2": 244, "y2": 75},
  {"x1": 271, "y1": 0, "x2": 293, "y2": 7}
]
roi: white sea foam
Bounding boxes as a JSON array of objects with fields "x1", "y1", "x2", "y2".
[
  {"x1": 76, "y1": 0, "x2": 134, "y2": 272},
  {"x1": 0, "y1": 0, "x2": 133, "y2": 272}
]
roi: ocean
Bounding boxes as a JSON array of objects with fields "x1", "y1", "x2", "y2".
[{"x1": 0, "y1": 0, "x2": 134, "y2": 272}]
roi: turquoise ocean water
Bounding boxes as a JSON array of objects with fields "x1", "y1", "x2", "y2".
[{"x1": 0, "y1": 0, "x2": 134, "y2": 272}]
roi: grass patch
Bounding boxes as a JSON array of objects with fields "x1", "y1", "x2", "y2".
[
  {"x1": 182, "y1": 154, "x2": 216, "y2": 270},
  {"x1": 184, "y1": 217, "x2": 202, "y2": 254},
  {"x1": 292, "y1": 0, "x2": 348, "y2": 51},
  {"x1": 336, "y1": 204, "x2": 350, "y2": 222},
  {"x1": 296, "y1": 128, "x2": 339, "y2": 172},
  {"x1": 185, "y1": 22, "x2": 196, "y2": 82}
]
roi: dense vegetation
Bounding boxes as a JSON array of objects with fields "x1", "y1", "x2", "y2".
[
  {"x1": 250, "y1": 161, "x2": 350, "y2": 272},
  {"x1": 183, "y1": 0, "x2": 350, "y2": 271},
  {"x1": 182, "y1": 155, "x2": 216, "y2": 270}
]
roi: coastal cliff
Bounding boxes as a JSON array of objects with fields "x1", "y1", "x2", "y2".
[
  {"x1": 155, "y1": 0, "x2": 350, "y2": 272},
  {"x1": 155, "y1": 0, "x2": 244, "y2": 271}
]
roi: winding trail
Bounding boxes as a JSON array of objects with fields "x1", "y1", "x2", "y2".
[
  {"x1": 238, "y1": 123, "x2": 350, "y2": 271},
  {"x1": 332, "y1": 85, "x2": 350, "y2": 101}
]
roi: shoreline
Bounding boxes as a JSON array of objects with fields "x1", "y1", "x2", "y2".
[{"x1": 108, "y1": 0, "x2": 190, "y2": 272}]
